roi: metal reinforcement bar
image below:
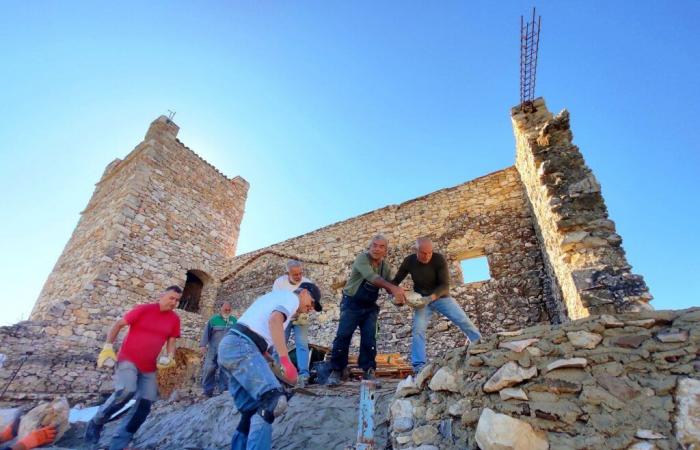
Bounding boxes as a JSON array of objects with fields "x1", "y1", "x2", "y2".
[
  {"x1": 520, "y1": 7, "x2": 542, "y2": 107},
  {"x1": 355, "y1": 380, "x2": 376, "y2": 450}
]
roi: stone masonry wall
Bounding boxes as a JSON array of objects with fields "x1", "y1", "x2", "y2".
[
  {"x1": 30, "y1": 116, "x2": 249, "y2": 350},
  {"x1": 218, "y1": 167, "x2": 559, "y2": 361},
  {"x1": 389, "y1": 308, "x2": 700, "y2": 449},
  {"x1": 0, "y1": 321, "x2": 203, "y2": 407},
  {"x1": 512, "y1": 98, "x2": 652, "y2": 319}
]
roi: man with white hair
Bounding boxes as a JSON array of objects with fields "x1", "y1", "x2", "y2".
[
  {"x1": 393, "y1": 237, "x2": 481, "y2": 374},
  {"x1": 199, "y1": 301, "x2": 237, "y2": 397},
  {"x1": 327, "y1": 234, "x2": 406, "y2": 386},
  {"x1": 272, "y1": 260, "x2": 313, "y2": 387}
]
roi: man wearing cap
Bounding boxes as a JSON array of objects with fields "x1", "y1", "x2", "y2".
[
  {"x1": 85, "y1": 285, "x2": 182, "y2": 450},
  {"x1": 272, "y1": 260, "x2": 313, "y2": 387},
  {"x1": 327, "y1": 234, "x2": 406, "y2": 386},
  {"x1": 199, "y1": 301, "x2": 237, "y2": 397},
  {"x1": 392, "y1": 237, "x2": 481, "y2": 373},
  {"x1": 218, "y1": 282, "x2": 322, "y2": 450}
]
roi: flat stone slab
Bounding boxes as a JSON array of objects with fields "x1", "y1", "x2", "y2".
[
  {"x1": 484, "y1": 361, "x2": 537, "y2": 393},
  {"x1": 600, "y1": 315, "x2": 624, "y2": 328},
  {"x1": 528, "y1": 379, "x2": 582, "y2": 394},
  {"x1": 635, "y1": 429, "x2": 665, "y2": 440},
  {"x1": 499, "y1": 338, "x2": 539, "y2": 353},
  {"x1": 656, "y1": 330, "x2": 689, "y2": 343},
  {"x1": 546, "y1": 358, "x2": 588, "y2": 372},
  {"x1": 500, "y1": 388, "x2": 529, "y2": 401}
]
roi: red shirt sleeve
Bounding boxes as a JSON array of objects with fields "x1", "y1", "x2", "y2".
[{"x1": 123, "y1": 304, "x2": 148, "y2": 325}]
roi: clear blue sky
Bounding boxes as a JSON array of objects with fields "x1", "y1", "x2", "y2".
[{"x1": 1, "y1": 1, "x2": 698, "y2": 326}]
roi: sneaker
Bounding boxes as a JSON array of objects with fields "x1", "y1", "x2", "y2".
[
  {"x1": 297, "y1": 375, "x2": 309, "y2": 388},
  {"x1": 83, "y1": 420, "x2": 103, "y2": 444},
  {"x1": 363, "y1": 368, "x2": 381, "y2": 388},
  {"x1": 327, "y1": 370, "x2": 342, "y2": 387}
]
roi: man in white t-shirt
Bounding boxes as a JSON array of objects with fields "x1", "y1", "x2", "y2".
[
  {"x1": 272, "y1": 260, "x2": 314, "y2": 387},
  {"x1": 218, "y1": 282, "x2": 322, "y2": 450}
]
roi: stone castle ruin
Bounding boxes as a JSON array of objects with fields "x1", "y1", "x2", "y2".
[{"x1": 0, "y1": 97, "x2": 654, "y2": 408}]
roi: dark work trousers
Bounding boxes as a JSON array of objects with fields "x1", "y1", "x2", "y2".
[{"x1": 329, "y1": 295, "x2": 379, "y2": 371}]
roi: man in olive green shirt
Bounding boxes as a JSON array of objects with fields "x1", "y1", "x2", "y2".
[{"x1": 327, "y1": 234, "x2": 406, "y2": 386}]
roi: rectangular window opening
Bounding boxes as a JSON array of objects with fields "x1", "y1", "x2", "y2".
[{"x1": 460, "y1": 256, "x2": 490, "y2": 284}]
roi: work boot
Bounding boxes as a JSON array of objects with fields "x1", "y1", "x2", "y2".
[
  {"x1": 84, "y1": 420, "x2": 103, "y2": 445},
  {"x1": 327, "y1": 370, "x2": 342, "y2": 387},
  {"x1": 363, "y1": 368, "x2": 381, "y2": 388}
]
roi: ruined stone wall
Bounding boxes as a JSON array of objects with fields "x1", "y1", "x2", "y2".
[
  {"x1": 0, "y1": 321, "x2": 203, "y2": 407},
  {"x1": 388, "y1": 308, "x2": 700, "y2": 449},
  {"x1": 218, "y1": 167, "x2": 557, "y2": 361},
  {"x1": 0, "y1": 321, "x2": 112, "y2": 407},
  {"x1": 30, "y1": 116, "x2": 249, "y2": 348},
  {"x1": 512, "y1": 98, "x2": 652, "y2": 319}
]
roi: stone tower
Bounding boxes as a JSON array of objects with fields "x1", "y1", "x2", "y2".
[{"x1": 31, "y1": 116, "x2": 249, "y2": 342}]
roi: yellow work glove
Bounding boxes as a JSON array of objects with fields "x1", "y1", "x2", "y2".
[
  {"x1": 157, "y1": 355, "x2": 176, "y2": 370},
  {"x1": 97, "y1": 343, "x2": 117, "y2": 368},
  {"x1": 293, "y1": 313, "x2": 310, "y2": 326}
]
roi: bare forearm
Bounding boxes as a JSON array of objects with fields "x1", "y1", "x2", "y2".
[
  {"x1": 105, "y1": 320, "x2": 127, "y2": 344},
  {"x1": 166, "y1": 338, "x2": 176, "y2": 357},
  {"x1": 269, "y1": 313, "x2": 288, "y2": 359},
  {"x1": 371, "y1": 277, "x2": 401, "y2": 293}
]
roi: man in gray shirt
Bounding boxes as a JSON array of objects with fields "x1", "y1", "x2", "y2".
[{"x1": 393, "y1": 237, "x2": 481, "y2": 373}]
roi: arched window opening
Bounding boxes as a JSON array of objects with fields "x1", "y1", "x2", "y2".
[{"x1": 179, "y1": 271, "x2": 204, "y2": 313}]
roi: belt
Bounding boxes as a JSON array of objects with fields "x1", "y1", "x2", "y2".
[{"x1": 232, "y1": 323, "x2": 270, "y2": 355}]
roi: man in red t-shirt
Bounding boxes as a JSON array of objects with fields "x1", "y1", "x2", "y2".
[{"x1": 84, "y1": 286, "x2": 182, "y2": 450}]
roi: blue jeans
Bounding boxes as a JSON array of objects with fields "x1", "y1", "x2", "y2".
[
  {"x1": 329, "y1": 296, "x2": 379, "y2": 371},
  {"x1": 411, "y1": 296, "x2": 481, "y2": 370},
  {"x1": 284, "y1": 322, "x2": 310, "y2": 377},
  {"x1": 218, "y1": 332, "x2": 282, "y2": 450},
  {"x1": 202, "y1": 347, "x2": 229, "y2": 395}
]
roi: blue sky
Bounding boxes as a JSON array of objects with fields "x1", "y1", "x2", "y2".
[{"x1": 1, "y1": 1, "x2": 698, "y2": 326}]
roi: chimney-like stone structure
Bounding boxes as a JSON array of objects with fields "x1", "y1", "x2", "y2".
[
  {"x1": 31, "y1": 116, "x2": 249, "y2": 345},
  {"x1": 512, "y1": 98, "x2": 652, "y2": 318}
]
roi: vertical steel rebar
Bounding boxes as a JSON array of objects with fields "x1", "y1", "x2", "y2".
[{"x1": 520, "y1": 8, "x2": 542, "y2": 107}]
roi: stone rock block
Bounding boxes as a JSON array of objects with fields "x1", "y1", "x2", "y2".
[
  {"x1": 566, "y1": 330, "x2": 602, "y2": 349},
  {"x1": 428, "y1": 367, "x2": 459, "y2": 392},
  {"x1": 17, "y1": 397, "x2": 70, "y2": 442},
  {"x1": 499, "y1": 338, "x2": 539, "y2": 353},
  {"x1": 655, "y1": 330, "x2": 689, "y2": 343},
  {"x1": 475, "y1": 408, "x2": 549, "y2": 450},
  {"x1": 483, "y1": 361, "x2": 537, "y2": 393},
  {"x1": 634, "y1": 430, "x2": 665, "y2": 440},
  {"x1": 396, "y1": 375, "x2": 420, "y2": 398},
  {"x1": 500, "y1": 387, "x2": 529, "y2": 401},
  {"x1": 411, "y1": 425, "x2": 439, "y2": 446},
  {"x1": 546, "y1": 357, "x2": 587, "y2": 372},
  {"x1": 675, "y1": 378, "x2": 700, "y2": 448}
]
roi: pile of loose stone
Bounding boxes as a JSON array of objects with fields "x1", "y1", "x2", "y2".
[{"x1": 389, "y1": 308, "x2": 700, "y2": 449}]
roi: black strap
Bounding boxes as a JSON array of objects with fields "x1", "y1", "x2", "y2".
[{"x1": 232, "y1": 323, "x2": 269, "y2": 354}]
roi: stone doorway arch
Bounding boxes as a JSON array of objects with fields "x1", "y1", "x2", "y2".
[{"x1": 178, "y1": 269, "x2": 213, "y2": 313}]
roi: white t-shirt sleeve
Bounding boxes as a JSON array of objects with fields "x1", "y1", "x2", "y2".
[{"x1": 272, "y1": 276, "x2": 285, "y2": 291}]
